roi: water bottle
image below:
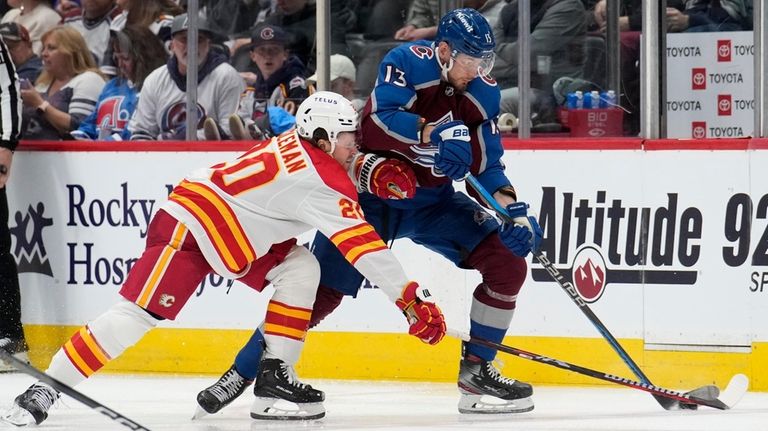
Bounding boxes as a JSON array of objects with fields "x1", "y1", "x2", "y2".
[
  {"x1": 574, "y1": 91, "x2": 584, "y2": 109},
  {"x1": 566, "y1": 92, "x2": 578, "y2": 110},
  {"x1": 589, "y1": 91, "x2": 600, "y2": 109},
  {"x1": 599, "y1": 90, "x2": 617, "y2": 108}
]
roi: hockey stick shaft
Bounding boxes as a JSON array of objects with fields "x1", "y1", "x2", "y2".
[
  {"x1": 448, "y1": 329, "x2": 728, "y2": 410},
  {"x1": 463, "y1": 174, "x2": 675, "y2": 408},
  {"x1": 0, "y1": 349, "x2": 151, "y2": 431}
]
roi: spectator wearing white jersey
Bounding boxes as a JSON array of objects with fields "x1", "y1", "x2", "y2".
[
  {"x1": 63, "y1": 0, "x2": 119, "y2": 65},
  {"x1": 1, "y1": 0, "x2": 62, "y2": 55},
  {"x1": 128, "y1": 13, "x2": 244, "y2": 141},
  {"x1": 19, "y1": 25, "x2": 106, "y2": 139}
]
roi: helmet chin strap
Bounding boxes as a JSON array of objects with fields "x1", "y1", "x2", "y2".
[
  {"x1": 323, "y1": 133, "x2": 337, "y2": 154},
  {"x1": 437, "y1": 44, "x2": 455, "y2": 81}
]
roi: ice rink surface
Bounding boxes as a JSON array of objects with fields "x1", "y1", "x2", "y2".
[{"x1": 1, "y1": 372, "x2": 767, "y2": 431}]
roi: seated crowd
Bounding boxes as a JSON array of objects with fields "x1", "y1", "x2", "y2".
[{"x1": 0, "y1": 0, "x2": 755, "y2": 140}]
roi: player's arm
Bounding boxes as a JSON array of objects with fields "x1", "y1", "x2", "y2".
[
  {"x1": 348, "y1": 152, "x2": 417, "y2": 199},
  {"x1": 298, "y1": 185, "x2": 445, "y2": 344},
  {"x1": 364, "y1": 47, "x2": 425, "y2": 148}
]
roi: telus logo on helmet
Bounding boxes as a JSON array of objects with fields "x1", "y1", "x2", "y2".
[{"x1": 316, "y1": 97, "x2": 338, "y2": 105}]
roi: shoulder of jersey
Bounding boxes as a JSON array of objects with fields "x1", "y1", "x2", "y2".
[
  {"x1": 466, "y1": 73, "x2": 501, "y2": 111},
  {"x1": 387, "y1": 41, "x2": 441, "y2": 85},
  {"x1": 300, "y1": 140, "x2": 358, "y2": 201}
]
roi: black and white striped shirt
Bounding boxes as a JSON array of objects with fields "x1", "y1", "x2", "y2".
[{"x1": 0, "y1": 37, "x2": 22, "y2": 151}]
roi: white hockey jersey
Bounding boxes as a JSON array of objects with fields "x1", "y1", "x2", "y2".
[
  {"x1": 128, "y1": 61, "x2": 244, "y2": 140},
  {"x1": 161, "y1": 130, "x2": 410, "y2": 302}
]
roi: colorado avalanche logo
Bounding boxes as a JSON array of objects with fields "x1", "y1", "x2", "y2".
[
  {"x1": 96, "y1": 96, "x2": 131, "y2": 133},
  {"x1": 161, "y1": 102, "x2": 206, "y2": 134},
  {"x1": 571, "y1": 245, "x2": 607, "y2": 303}
]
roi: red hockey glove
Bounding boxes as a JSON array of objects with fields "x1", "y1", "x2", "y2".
[
  {"x1": 395, "y1": 282, "x2": 446, "y2": 345},
  {"x1": 354, "y1": 153, "x2": 417, "y2": 199}
]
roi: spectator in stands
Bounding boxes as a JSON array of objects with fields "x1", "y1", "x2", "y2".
[
  {"x1": 307, "y1": 53, "x2": 364, "y2": 112},
  {"x1": 494, "y1": 0, "x2": 586, "y2": 127},
  {"x1": 99, "y1": 0, "x2": 182, "y2": 77},
  {"x1": 111, "y1": 0, "x2": 181, "y2": 37},
  {"x1": 70, "y1": 25, "x2": 167, "y2": 140},
  {"x1": 672, "y1": 0, "x2": 752, "y2": 32},
  {"x1": 53, "y1": 0, "x2": 80, "y2": 18},
  {"x1": 0, "y1": 22, "x2": 42, "y2": 81},
  {"x1": 64, "y1": 0, "x2": 119, "y2": 66},
  {"x1": 227, "y1": 23, "x2": 308, "y2": 140},
  {"x1": 19, "y1": 25, "x2": 106, "y2": 139},
  {"x1": 257, "y1": 0, "x2": 351, "y2": 69},
  {"x1": 201, "y1": 0, "x2": 262, "y2": 38},
  {"x1": 1, "y1": 0, "x2": 62, "y2": 54},
  {"x1": 393, "y1": 0, "x2": 439, "y2": 41},
  {"x1": 129, "y1": 14, "x2": 243, "y2": 141}
]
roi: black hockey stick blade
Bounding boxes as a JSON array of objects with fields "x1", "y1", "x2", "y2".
[
  {"x1": 0, "y1": 348, "x2": 151, "y2": 430},
  {"x1": 448, "y1": 329, "x2": 749, "y2": 410}
]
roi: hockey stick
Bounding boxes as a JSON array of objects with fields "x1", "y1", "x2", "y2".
[
  {"x1": 0, "y1": 348, "x2": 151, "y2": 431},
  {"x1": 448, "y1": 329, "x2": 748, "y2": 410},
  {"x1": 464, "y1": 174, "x2": 691, "y2": 410}
]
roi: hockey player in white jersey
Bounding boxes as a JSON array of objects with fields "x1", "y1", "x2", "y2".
[{"x1": 1, "y1": 92, "x2": 446, "y2": 425}]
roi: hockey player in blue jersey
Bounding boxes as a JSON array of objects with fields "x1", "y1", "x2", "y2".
[{"x1": 195, "y1": 8, "x2": 543, "y2": 417}]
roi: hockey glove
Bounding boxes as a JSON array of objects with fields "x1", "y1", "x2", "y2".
[
  {"x1": 354, "y1": 153, "x2": 417, "y2": 199},
  {"x1": 430, "y1": 120, "x2": 472, "y2": 181},
  {"x1": 395, "y1": 282, "x2": 446, "y2": 345},
  {"x1": 499, "y1": 202, "x2": 543, "y2": 258}
]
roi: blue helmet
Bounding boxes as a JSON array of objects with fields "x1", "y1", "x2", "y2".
[{"x1": 436, "y1": 8, "x2": 496, "y2": 59}]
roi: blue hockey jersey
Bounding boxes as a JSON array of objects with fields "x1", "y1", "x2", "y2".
[
  {"x1": 71, "y1": 78, "x2": 138, "y2": 141},
  {"x1": 360, "y1": 40, "x2": 511, "y2": 208}
]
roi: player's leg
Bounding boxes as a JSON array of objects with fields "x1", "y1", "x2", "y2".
[
  {"x1": 3, "y1": 210, "x2": 211, "y2": 426},
  {"x1": 411, "y1": 192, "x2": 533, "y2": 413},
  {"x1": 195, "y1": 239, "x2": 335, "y2": 418},
  {"x1": 251, "y1": 245, "x2": 325, "y2": 420},
  {"x1": 0, "y1": 187, "x2": 29, "y2": 371}
]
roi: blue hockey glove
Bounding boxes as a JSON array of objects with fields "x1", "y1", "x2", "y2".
[
  {"x1": 499, "y1": 202, "x2": 543, "y2": 257},
  {"x1": 430, "y1": 120, "x2": 472, "y2": 180}
]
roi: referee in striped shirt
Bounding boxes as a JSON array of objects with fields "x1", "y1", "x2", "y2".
[{"x1": 0, "y1": 34, "x2": 28, "y2": 366}]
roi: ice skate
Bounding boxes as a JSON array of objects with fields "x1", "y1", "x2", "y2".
[
  {"x1": 457, "y1": 355, "x2": 534, "y2": 414},
  {"x1": 193, "y1": 365, "x2": 253, "y2": 419},
  {"x1": 1, "y1": 383, "x2": 60, "y2": 426},
  {"x1": 0, "y1": 337, "x2": 30, "y2": 373},
  {"x1": 251, "y1": 358, "x2": 325, "y2": 420}
]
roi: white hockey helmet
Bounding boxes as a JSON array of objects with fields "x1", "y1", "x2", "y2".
[{"x1": 295, "y1": 91, "x2": 358, "y2": 149}]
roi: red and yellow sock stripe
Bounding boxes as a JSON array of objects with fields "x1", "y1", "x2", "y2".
[
  {"x1": 330, "y1": 223, "x2": 388, "y2": 265},
  {"x1": 63, "y1": 326, "x2": 111, "y2": 378},
  {"x1": 264, "y1": 300, "x2": 312, "y2": 341},
  {"x1": 169, "y1": 180, "x2": 255, "y2": 273}
]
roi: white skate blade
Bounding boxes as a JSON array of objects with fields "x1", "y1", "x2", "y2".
[
  {"x1": 0, "y1": 352, "x2": 29, "y2": 373},
  {"x1": 250, "y1": 397, "x2": 325, "y2": 421},
  {"x1": 458, "y1": 393, "x2": 534, "y2": 414},
  {"x1": 191, "y1": 405, "x2": 209, "y2": 420},
  {"x1": 1, "y1": 404, "x2": 37, "y2": 426}
]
